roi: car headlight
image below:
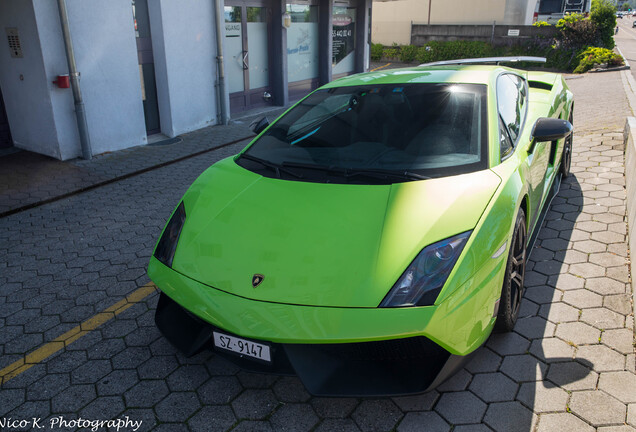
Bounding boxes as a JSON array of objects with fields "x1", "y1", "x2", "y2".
[
  {"x1": 154, "y1": 201, "x2": 186, "y2": 268},
  {"x1": 379, "y1": 231, "x2": 471, "y2": 308}
]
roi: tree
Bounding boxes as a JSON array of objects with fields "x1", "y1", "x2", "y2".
[{"x1": 591, "y1": 0, "x2": 617, "y2": 48}]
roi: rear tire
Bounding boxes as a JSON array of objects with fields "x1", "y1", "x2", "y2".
[
  {"x1": 495, "y1": 209, "x2": 527, "y2": 332},
  {"x1": 560, "y1": 111, "x2": 573, "y2": 177}
]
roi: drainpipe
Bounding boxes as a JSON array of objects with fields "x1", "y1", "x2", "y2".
[
  {"x1": 57, "y1": 0, "x2": 92, "y2": 160},
  {"x1": 214, "y1": 0, "x2": 228, "y2": 125}
]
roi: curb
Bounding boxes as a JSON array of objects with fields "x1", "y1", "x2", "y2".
[{"x1": 622, "y1": 117, "x2": 636, "y2": 341}]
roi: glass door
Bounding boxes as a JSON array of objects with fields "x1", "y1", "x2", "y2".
[{"x1": 224, "y1": 2, "x2": 272, "y2": 113}]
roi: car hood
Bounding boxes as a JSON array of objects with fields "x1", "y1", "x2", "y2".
[{"x1": 171, "y1": 158, "x2": 501, "y2": 307}]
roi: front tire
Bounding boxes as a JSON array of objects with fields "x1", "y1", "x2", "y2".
[
  {"x1": 495, "y1": 209, "x2": 527, "y2": 332},
  {"x1": 560, "y1": 112, "x2": 573, "y2": 177}
]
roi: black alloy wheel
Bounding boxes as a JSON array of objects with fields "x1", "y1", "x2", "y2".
[
  {"x1": 495, "y1": 208, "x2": 527, "y2": 332},
  {"x1": 560, "y1": 112, "x2": 573, "y2": 177}
]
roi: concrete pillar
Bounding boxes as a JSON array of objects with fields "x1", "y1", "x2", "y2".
[
  {"x1": 271, "y1": 0, "x2": 288, "y2": 107},
  {"x1": 355, "y1": 0, "x2": 371, "y2": 73},
  {"x1": 319, "y1": 0, "x2": 333, "y2": 85}
]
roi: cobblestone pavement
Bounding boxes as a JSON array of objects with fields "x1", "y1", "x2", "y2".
[{"x1": 0, "y1": 71, "x2": 635, "y2": 431}]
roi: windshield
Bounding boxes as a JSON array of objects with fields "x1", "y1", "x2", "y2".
[{"x1": 237, "y1": 83, "x2": 488, "y2": 184}]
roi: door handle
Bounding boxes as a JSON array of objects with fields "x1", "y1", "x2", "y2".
[{"x1": 242, "y1": 51, "x2": 248, "y2": 70}]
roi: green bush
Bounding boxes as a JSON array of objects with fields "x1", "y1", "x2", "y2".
[
  {"x1": 533, "y1": 21, "x2": 552, "y2": 27},
  {"x1": 371, "y1": 43, "x2": 383, "y2": 61},
  {"x1": 399, "y1": 45, "x2": 418, "y2": 63},
  {"x1": 590, "y1": 0, "x2": 617, "y2": 48},
  {"x1": 573, "y1": 46, "x2": 624, "y2": 73},
  {"x1": 557, "y1": 15, "x2": 601, "y2": 49},
  {"x1": 382, "y1": 47, "x2": 399, "y2": 60},
  {"x1": 414, "y1": 40, "x2": 494, "y2": 64}
]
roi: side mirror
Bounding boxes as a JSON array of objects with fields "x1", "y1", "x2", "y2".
[
  {"x1": 250, "y1": 117, "x2": 270, "y2": 135},
  {"x1": 529, "y1": 117, "x2": 573, "y2": 153}
]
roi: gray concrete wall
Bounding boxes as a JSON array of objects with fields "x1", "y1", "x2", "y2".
[
  {"x1": 411, "y1": 24, "x2": 558, "y2": 46},
  {"x1": 0, "y1": 0, "x2": 61, "y2": 158},
  {"x1": 149, "y1": 0, "x2": 221, "y2": 137}
]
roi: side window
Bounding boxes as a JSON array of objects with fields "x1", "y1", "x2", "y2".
[
  {"x1": 497, "y1": 74, "x2": 520, "y2": 142},
  {"x1": 497, "y1": 73, "x2": 527, "y2": 159},
  {"x1": 499, "y1": 117, "x2": 513, "y2": 158}
]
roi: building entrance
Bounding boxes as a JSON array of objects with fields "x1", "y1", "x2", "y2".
[
  {"x1": 224, "y1": 1, "x2": 273, "y2": 113},
  {"x1": 0, "y1": 87, "x2": 11, "y2": 149}
]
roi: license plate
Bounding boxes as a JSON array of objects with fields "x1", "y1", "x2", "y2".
[{"x1": 213, "y1": 332, "x2": 271, "y2": 362}]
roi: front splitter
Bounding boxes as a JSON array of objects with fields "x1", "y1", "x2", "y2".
[{"x1": 155, "y1": 291, "x2": 473, "y2": 396}]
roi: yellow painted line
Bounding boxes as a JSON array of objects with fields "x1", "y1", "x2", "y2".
[
  {"x1": 0, "y1": 282, "x2": 157, "y2": 385},
  {"x1": 370, "y1": 62, "x2": 391, "y2": 71}
]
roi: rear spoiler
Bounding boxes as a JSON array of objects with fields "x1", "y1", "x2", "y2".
[{"x1": 420, "y1": 57, "x2": 547, "y2": 67}]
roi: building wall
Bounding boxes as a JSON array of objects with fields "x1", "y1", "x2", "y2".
[
  {"x1": 149, "y1": 0, "x2": 220, "y2": 138},
  {"x1": 0, "y1": 0, "x2": 61, "y2": 158},
  {"x1": 372, "y1": 0, "x2": 533, "y2": 45}
]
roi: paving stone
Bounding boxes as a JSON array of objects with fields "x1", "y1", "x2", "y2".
[
  {"x1": 514, "y1": 316, "x2": 556, "y2": 339},
  {"x1": 188, "y1": 406, "x2": 237, "y2": 432},
  {"x1": 598, "y1": 371, "x2": 636, "y2": 403},
  {"x1": 604, "y1": 294, "x2": 633, "y2": 315},
  {"x1": 155, "y1": 392, "x2": 200, "y2": 422},
  {"x1": 465, "y1": 348, "x2": 501, "y2": 373},
  {"x1": 555, "y1": 322, "x2": 601, "y2": 346},
  {"x1": 314, "y1": 419, "x2": 361, "y2": 432},
  {"x1": 628, "y1": 403, "x2": 636, "y2": 427},
  {"x1": 538, "y1": 302, "x2": 580, "y2": 323},
  {"x1": 137, "y1": 355, "x2": 178, "y2": 379},
  {"x1": 468, "y1": 372, "x2": 518, "y2": 403},
  {"x1": 516, "y1": 382, "x2": 569, "y2": 412},
  {"x1": 529, "y1": 337, "x2": 575, "y2": 362},
  {"x1": 351, "y1": 399, "x2": 403, "y2": 432},
  {"x1": 486, "y1": 332, "x2": 530, "y2": 356},
  {"x1": 311, "y1": 398, "x2": 359, "y2": 418},
  {"x1": 237, "y1": 371, "x2": 279, "y2": 389},
  {"x1": 576, "y1": 344, "x2": 627, "y2": 372},
  {"x1": 230, "y1": 420, "x2": 274, "y2": 432},
  {"x1": 232, "y1": 389, "x2": 278, "y2": 420},
  {"x1": 596, "y1": 426, "x2": 636, "y2": 432},
  {"x1": 166, "y1": 365, "x2": 209, "y2": 392},
  {"x1": 437, "y1": 368, "x2": 472, "y2": 392},
  {"x1": 79, "y1": 396, "x2": 125, "y2": 420},
  {"x1": 435, "y1": 391, "x2": 486, "y2": 425},
  {"x1": 97, "y1": 369, "x2": 139, "y2": 396},
  {"x1": 483, "y1": 401, "x2": 537, "y2": 432},
  {"x1": 51, "y1": 384, "x2": 96, "y2": 413},
  {"x1": 392, "y1": 391, "x2": 439, "y2": 412},
  {"x1": 0, "y1": 388, "x2": 25, "y2": 416},
  {"x1": 586, "y1": 278, "x2": 627, "y2": 295},
  {"x1": 589, "y1": 252, "x2": 627, "y2": 267},
  {"x1": 269, "y1": 403, "x2": 319, "y2": 432},
  {"x1": 397, "y1": 412, "x2": 451, "y2": 432},
  {"x1": 272, "y1": 377, "x2": 311, "y2": 403},
  {"x1": 536, "y1": 412, "x2": 595, "y2": 432},
  {"x1": 26, "y1": 373, "x2": 70, "y2": 401},
  {"x1": 198, "y1": 375, "x2": 243, "y2": 405},
  {"x1": 546, "y1": 361, "x2": 598, "y2": 391},
  {"x1": 71, "y1": 359, "x2": 112, "y2": 384},
  {"x1": 562, "y1": 289, "x2": 603, "y2": 309},
  {"x1": 580, "y1": 308, "x2": 625, "y2": 330},
  {"x1": 602, "y1": 328, "x2": 636, "y2": 354},
  {"x1": 548, "y1": 273, "x2": 585, "y2": 290},
  {"x1": 451, "y1": 425, "x2": 493, "y2": 432},
  {"x1": 124, "y1": 380, "x2": 169, "y2": 408},
  {"x1": 569, "y1": 390, "x2": 626, "y2": 427},
  {"x1": 500, "y1": 354, "x2": 548, "y2": 382}
]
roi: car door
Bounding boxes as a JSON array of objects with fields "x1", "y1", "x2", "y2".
[{"x1": 497, "y1": 73, "x2": 549, "y2": 234}]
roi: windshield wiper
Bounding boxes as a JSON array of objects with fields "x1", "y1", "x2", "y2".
[
  {"x1": 239, "y1": 153, "x2": 303, "y2": 179},
  {"x1": 281, "y1": 161, "x2": 429, "y2": 182},
  {"x1": 344, "y1": 168, "x2": 430, "y2": 182}
]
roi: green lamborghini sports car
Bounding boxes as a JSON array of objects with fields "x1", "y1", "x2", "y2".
[{"x1": 149, "y1": 57, "x2": 573, "y2": 396}]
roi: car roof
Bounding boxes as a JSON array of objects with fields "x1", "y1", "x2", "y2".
[{"x1": 323, "y1": 65, "x2": 521, "y2": 88}]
